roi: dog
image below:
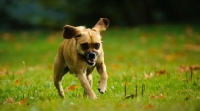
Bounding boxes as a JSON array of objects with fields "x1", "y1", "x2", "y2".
[{"x1": 54, "y1": 18, "x2": 109, "y2": 99}]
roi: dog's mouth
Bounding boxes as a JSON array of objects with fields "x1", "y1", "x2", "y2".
[
  {"x1": 78, "y1": 51, "x2": 98, "y2": 66},
  {"x1": 86, "y1": 59, "x2": 96, "y2": 66}
]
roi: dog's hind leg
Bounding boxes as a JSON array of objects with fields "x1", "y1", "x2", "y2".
[{"x1": 54, "y1": 56, "x2": 68, "y2": 98}]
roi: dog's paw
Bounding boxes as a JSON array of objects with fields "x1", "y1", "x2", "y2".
[
  {"x1": 89, "y1": 95, "x2": 98, "y2": 100},
  {"x1": 93, "y1": 96, "x2": 98, "y2": 100},
  {"x1": 98, "y1": 80, "x2": 107, "y2": 94},
  {"x1": 98, "y1": 88, "x2": 106, "y2": 94},
  {"x1": 98, "y1": 84, "x2": 107, "y2": 94}
]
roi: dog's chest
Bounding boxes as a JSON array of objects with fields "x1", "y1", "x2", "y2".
[{"x1": 68, "y1": 66, "x2": 95, "y2": 77}]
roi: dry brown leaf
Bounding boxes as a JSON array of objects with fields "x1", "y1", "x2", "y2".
[
  {"x1": 64, "y1": 85, "x2": 78, "y2": 92},
  {"x1": 150, "y1": 94, "x2": 156, "y2": 99},
  {"x1": 15, "y1": 80, "x2": 20, "y2": 86},
  {"x1": 185, "y1": 44, "x2": 200, "y2": 52},
  {"x1": 177, "y1": 65, "x2": 190, "y2": 73},
  {"x1": 155, "y1": 69, "x2": 166, "y2": 75},
  {"x1": 144, "y1": 103, "x2": 154, "y2": 109},
  {"x1": 150, "y1": 93, "x2": 164, "y2": 99},
  {"x1": 6, "y1": 97, "x2": 15, "y2": 103},
  {"x1": 178, "y1": 64, "x2": 200, "y2": 73},
  {"x1": 0, "y1": 67, "x2": 12, "y2": 76},
  {"x1": 16, "y1": 98, "x2": 27, "y2": 105},
  {"x1": 144, "y1": 72, "x2": 153, "y2": 79},
  {"x1": 158, "y1": 93, "x2": 164, "y2": 99},
  {"x1": 190, "y1": 65, "x2": 200, "y2": 70}
]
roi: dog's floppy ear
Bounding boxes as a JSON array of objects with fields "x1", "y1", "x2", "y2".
[
  {"x1": 92, "y1": 18, "x2": 110, "y2": 32},
  {"x1": 63, "y1": 25, "x2": 80, "y2": 39}
]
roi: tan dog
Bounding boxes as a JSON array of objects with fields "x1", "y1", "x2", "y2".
[{"x1": 54, "y1": 18, "x2": 109, "y2": 99}]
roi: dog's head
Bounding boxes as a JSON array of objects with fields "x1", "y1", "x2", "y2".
[{"x1": 63, "y1": 18, "x2": 110, "y2": 66}]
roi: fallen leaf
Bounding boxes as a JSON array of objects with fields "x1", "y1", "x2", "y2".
[
  {"x1": 185, "y1": 44, "x2": 200, "y2": 52},
  {"x1": 16, "y1": 98, "x2": 27, "y2": 105},
  {"x1": 150, "y1": 93, "x2": 164, "y2": 99},
  {"x1": 177, "y1": 65, "x2": 190, "y2": 73},
  {"x1": 158, "y1": 93, "x2": 164, "y2": 99},
  {"x1": 0, "y1": 67, "x2": 12, "y2": 76},
  {"x1": 144, "y1": 103, "x2": 154, "y2": 109},
  {"x1": 155, "y1": 69, "x2": 166, "y2": 75},
  {"x1": 64, "y1": 85, "x2": 78, "y2": 92},
  {"x1": 69, "y1": 85, "x2": 78, "y2": 90},
  {"x1": 190, "y1": 65, "x2": 200, "y2": 71},
  {"x1": 6, "y1": 97, "x2": 15, "y2": 103},
  {"x1": 144, "y1": 72, "x2": 153, "y2": 79},
  {"x1": 150, "y1": 94, "x2": 156, "y2": 99},
  {"x1": 177, "y1": 64, "x2": 200, "y2": 73},
  {"x1": 15, "y1": 80, "x2": 20, "y2": 86}
]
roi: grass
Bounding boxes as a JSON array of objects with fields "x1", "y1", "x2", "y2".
[{"x1": 0, "y1": 24, "x2": 200, "y2": 111}]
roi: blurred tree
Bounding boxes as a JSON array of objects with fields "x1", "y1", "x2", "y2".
[
  {"x1": 0, "y1": 0, "x2": 67, "y2": 30},
  {"x1": 0, "y1": 0, "x2": 199, "y2": 30}
]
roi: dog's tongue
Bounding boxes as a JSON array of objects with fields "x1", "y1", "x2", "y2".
[{"x1": 88, "y1": 59, "x2": 94, "y2": 63}]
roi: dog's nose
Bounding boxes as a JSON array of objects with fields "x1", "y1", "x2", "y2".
[{"x1": 88, "y1": 52, "x2": 96, "y2": 59}]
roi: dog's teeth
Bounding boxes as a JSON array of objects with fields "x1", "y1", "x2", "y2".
[{"x1": 88, "y1": 59, "x2": 94, "y2": 63}]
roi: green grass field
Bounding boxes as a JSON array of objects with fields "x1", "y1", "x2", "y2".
[{"x1": 0, "y1": 24, "x2": 200, "y2": 111}]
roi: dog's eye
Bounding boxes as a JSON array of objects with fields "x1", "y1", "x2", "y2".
[
  {"x1": 81, "y1": 43, "x2": 89, "y2": 50},
  {"x1": 75, "y1": 34, "x2": 81, "y2": 37},
  {"x1": 94, "y1": 43, "x2": 100, "y2": 49}
]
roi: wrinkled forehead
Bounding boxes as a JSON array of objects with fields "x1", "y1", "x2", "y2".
[{"x1": 79, "y1": 28, "x2": 102, "y2": 43}]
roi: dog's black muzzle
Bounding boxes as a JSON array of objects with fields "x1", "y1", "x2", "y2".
[{"x1": 79, "y1": 51, "x2": 98, "y2": 66}]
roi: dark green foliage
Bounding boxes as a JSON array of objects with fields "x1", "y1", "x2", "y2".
[{"x1": 1, "y1": 0, "x2": 200, "y2": 30}]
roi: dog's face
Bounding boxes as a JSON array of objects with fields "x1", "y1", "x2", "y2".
[
  {"x1": 63, "y1": 18, "x2": 110, "y2": 66},
  {"x1": 75, "y1": 28, "x2": 102, "y2": 66}
]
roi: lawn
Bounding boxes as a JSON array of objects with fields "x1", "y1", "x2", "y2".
[{"x1": 0, "y1": 24, "x2": 200, "y2": 111}]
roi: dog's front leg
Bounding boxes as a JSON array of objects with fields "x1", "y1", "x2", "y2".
[
  {"x1": 83, "y1": 74, "x2": 93, "y2": 97},
  {"x1": 97, "y1": 63, "x2": 108, "y2": 94},
  {"x1": 77, "y1": 72, "x2": 97, "y2": 99}
]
